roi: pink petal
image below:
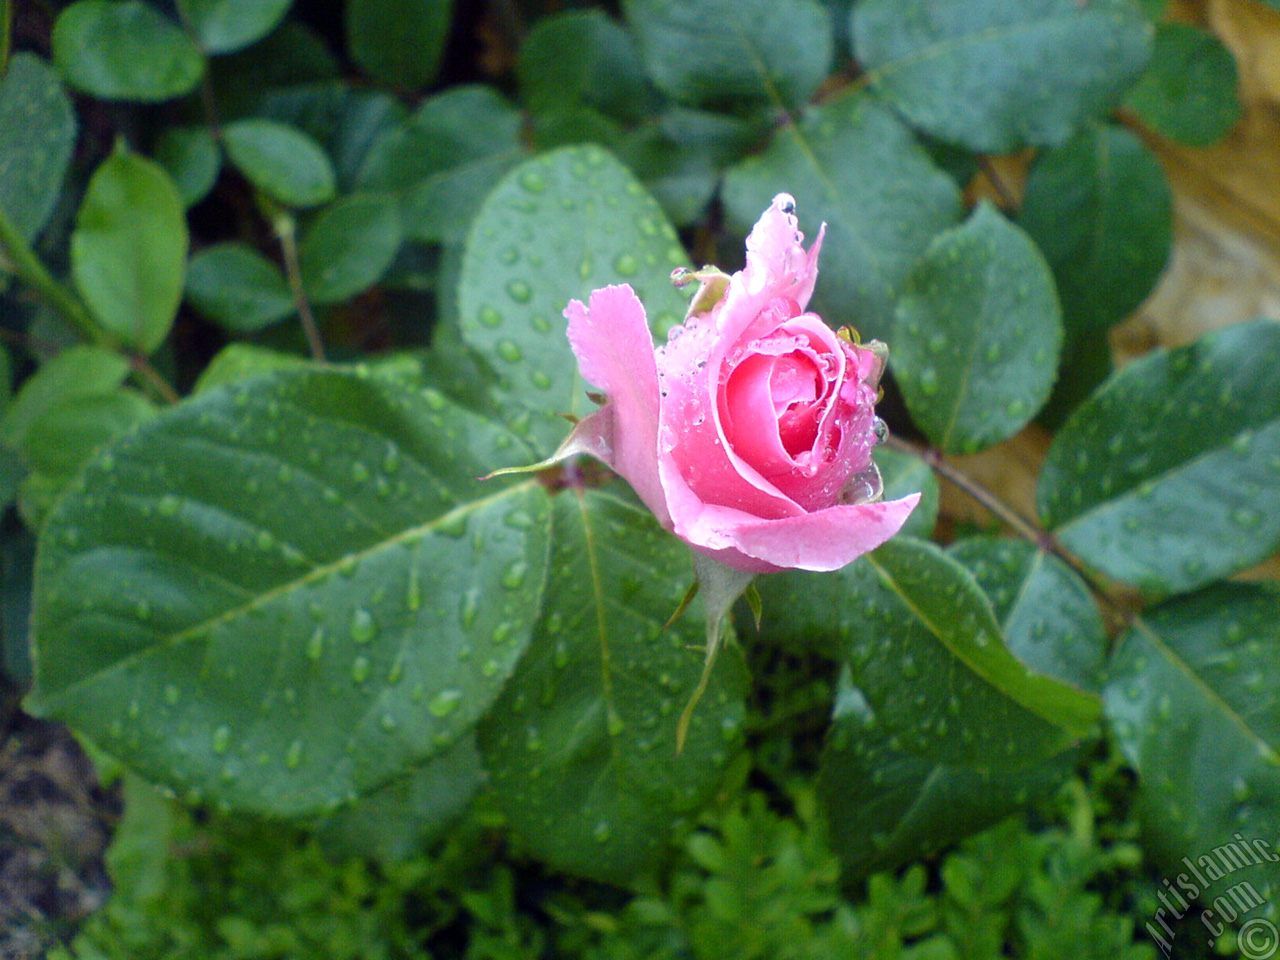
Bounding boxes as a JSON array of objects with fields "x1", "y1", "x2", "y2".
[
  {"x1": 565, "y1": 284, "x2": 668, "y2": 525},
  {"x1": 726, "y1": 494, "x2": 921, "y2": 571}
]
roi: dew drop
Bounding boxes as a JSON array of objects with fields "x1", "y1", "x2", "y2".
[
  {"x1": 1232, "y1": 507, "x2": 1262, "y2": 530},
  {"x1": 592, "y1": 820, "x2": 611, "y2": 843},
  {"x1": 492, "y1": 621, "x2": 514, "y2": 644},
  {"x1": 379, "y1": 713, "x2": 398, "y2": 732},
  {"x1": 526, "y1": 726, "x2": 543, "y2": 751},
  {"x1": 481, "y1": 658, "x2": 500, "y2": 677},
  {"x1": 157, "y1": 494, "x2": 180, "y2": 516},
  {"x1": 351, "y1": 461, "x2": 370, "y2": 483},
  {"x1": 406, "y1": 573, "x2": 422, "y2": 612},
  {"x1": 927, "y1": 332, "x2": 948, "y2": 353},
  {"x1": 607, "y1": 709, "x2": 625, "y2": 736},
  {"x1": 531, "y1": 370, "x2": 552, "y2": 390},
  {"x1": 350, "y1": 608, "x2": 377, "y2": 644},
  {"x1": 212, "y1": 725, "x2": 231, "y2": 754},
  {"x1": 520, "y1": 170, "x2": 547, "y2": 193},
  {"x1": 507, "y1": 280, "x2": 532, "y2": 303},
  {"x1": 578, "y1": 254, "x2": 593, "y2": 279},
  {"x1": 614, "y1": 253, "x2": 638, "y2": 277},
  {"x1": 285, "y1": 739, "x2": 304, "y2": 769},
  {"x1": 918, "y1": 368, "x2": 939, "y2": 397},
  {"x1": 502, "y1": 560, "x2": 529, "y2": 590},
  {"x1": 1005, "y1": 398, "x2": 1027, "y2": 418},
  {"x1": 460, "y1": 588, "x2": 480, "y2": 629},
  {"x1": 351, "y1": 655, "x2": 371, "y2": 683},
  {"x1": 429, "y1": 689, "x2": 464, "y2": 717},
  {"x1": 479, "y1": 306, "x2": 502, "y2": 328},
  {"x1": 500, "y1": 247, "x2": 519, "y2": 265},
  {"x1": 497, "y1": 340, "x2": 523, "y2": 363}
]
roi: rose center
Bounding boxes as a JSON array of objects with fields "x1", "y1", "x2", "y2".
[{"x1": 769, "y1": 352, "x2": 825, "y2": 457}]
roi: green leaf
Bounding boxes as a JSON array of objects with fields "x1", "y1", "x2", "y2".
[
  {"x1": 299, "y1": 194, "x2": 401, "y2": 305},
  {"x1": 26, "y1": 369, "x2": 550, "y2": 817},
  {"x1": 477, "y1": 489, "x2": 746, "y2": 884},
  {"x1": 258, "y1": 82, "x2": 407, "y2": 193},
  {"x1": 852, "y1": 0, "x2": 1153, "y2": 152},
  {"x1": 519, "y1": 10, "x2": 661, "y2": 124},
  {"x1": 210, "y1": 20, "x2": 339, "y2": 119},
  {"x1": 186, "y1": 242, "x2": 294, "y2": 332},
  {"x1": 758, "y1": 537, "x2": 1101, "y2": 768},
  {"x1": 0, "y1": 53, "x2": 77, "y2": 242},
  {"x1": 346, "y1": 0, "x2": 453, "y2": 91},
  {"x1": 357, "y1": 85, "x2": 525, "y2": 245},
  {"x1": 176, "y1": 0, "x2": 294, "y2": 54},
  {"x1": 71, "y1": 148, "x2": 188, "y2": 354},
  {"x1": 1019, "y1": 123, "x2": 1172, "y2": 334},
  {"x1": 892, "y1": 202, "x2": 1062, "y2": 454},
  {"x1": 872, "y1": 445, "x2": 939, "y2": 540},
  {"x1": 317, "y1": 734, "x2": 483, "y2": 863},
  {"x1": 723, "y1": 94, "x2": 961, "y2": 341},
  {"x1": 17, "y1": 389, "x2": 156, "y2": 526},
  {"x1": 1104, "y1": 583, "x2": 1280, "y2": 899},
  {"x1": 819, "y1": 536, "x2": 1105, "y2": 881},
  {"x1": 1125, "y1": 22, "x2": 1241, "y2": 147},
  {"x1": 457, "y1": 145, "x2": 690, "y2": 455},
  {"x1": 819, "y1": 680, "x2": 1080, "y2": 882},
  {"x1": 946, "y1": 538, "x2": 1105, "y2": 692},
  {"x1": 52, "y1": 0, "x2": 204, "y2": 102},
  {"x1": 623, "y1": 0, "x2": 833, "y2": 112},
  {"x1": 1037, "y1": 319, "x2": 1280, "y2": 595},
  {"x1": 23, "y1": 389, "x2": 156, "y2": 480},
  {"x1": 0, "y1": 345, "x2": 130, "y2": 449},
  {"x1": 192, "y1": 343, "x2": 312, "y2": 394},
  {"x1": 222, "y1": 119, "x2": 336, "y2": 208},
  {"x1": 153, "y1": 126, "x2": 222, "y2": 208}
]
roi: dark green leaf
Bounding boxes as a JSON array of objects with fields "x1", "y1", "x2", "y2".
[
  {"x1": 457, "y1": 145, "x2": 690, "y2": 455},
  {"x1": 223, "y1": 119, "x2": 336, "y2": 208},
  {"x1": 186, "y1": 242, "x2": 295, "y2": 332},
  {"x1": 317, "y1": 734, "x2": 483, "y2": 863},
  {"x1": 758, "y1": 537, "x2": 1101, "y2": 768},
  {"x1": 210, "y1": 21, "x2": 339, "y2": 119},
  {"x1": 1020, "y1": 123, "x2": 1172, "y2": 333},
  {"x1": 259, "y1": 82, "x2": 407, "y2": 192},
  {"x1": 519, "y1": 9, "x2": 661, "y2": 123},
  {"x1": 0, "y1": 53, "x2": 77, "y2": 242},
  {"x1": 1125, "y1": 22, "x2": 1241, "y2": 147},
  {"x1": 1104, "y1": 583, "x2": 1280, "y2": 899},
  {"x1": 26, "y1": 369, "x2": 550, "y2": 817},
  {"x1": 0, "y1": 345, "x2": 130, "y2": 449},
  {"x1": 623, "y1": 0, "x2": 833, "y2": 112},
  {"x1": 852, "y1": 0, "x2": 1153, "y2": 152},
  {"x1": 71, "y1": 149, "x2": 188, "y2": 354},
  {"x1": 872, "y1": 445, "x2": 939, "y2": 540},
  {"x1": 820, "y1": 680, "x2": 1079, "y2": 882},
  {"x1": 52, "y1": 0, "x2": 203, "y2": 102},
  {"x1": 358, "y1": 85, "x2": 525, "y2": 245},
  {"x1": 1038, "y1": 319, "x2": 1280, "y2": 595},
  {"x1": 346, "y1": 0, "x2": 453, "y2": 91},
  {"x1": 893, "y1": 202, "x2": 1062, "y2": 454},
  {"x1": 153, "y1": 126, "x2": 222, "y2": 208},
  {"x1": 299, "y1": 193, "x2": 401, "y2": 304},
  {"x1": 176, "y1": 0, "x2": 294, "y2": 54},
  {"x1": 723, "y1": 94, "x2": 961, "y2": 340},
  {"x1": 478, "y1": 489, "x2": 746, "y2": 884},
  {"x1": 1, "y1": 529, "x2": 36, "y2": 688},
  {"x1": 822, "y1": 534, "x2": 1105, "y2": 881},
  {"x1": 946, "y1": 538, "x2": 1105, "y2": 692}
]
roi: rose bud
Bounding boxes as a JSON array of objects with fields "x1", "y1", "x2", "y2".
[{"x1": 562, "y1": 193, "x2": 918, "y2": 575}]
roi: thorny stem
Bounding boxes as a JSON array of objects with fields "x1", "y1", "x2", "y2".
[{"x1": 273, "y1": 212, "x2": 326, "y2": 363}]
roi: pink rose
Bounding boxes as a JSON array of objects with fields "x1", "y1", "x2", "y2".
[{"x1": 562, "y1": 194, "x2": 919, "y2": 574}]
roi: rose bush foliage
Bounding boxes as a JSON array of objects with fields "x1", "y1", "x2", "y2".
[{"x1": 2, "y1": 0, "x2": 1279, "y2": 935}]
